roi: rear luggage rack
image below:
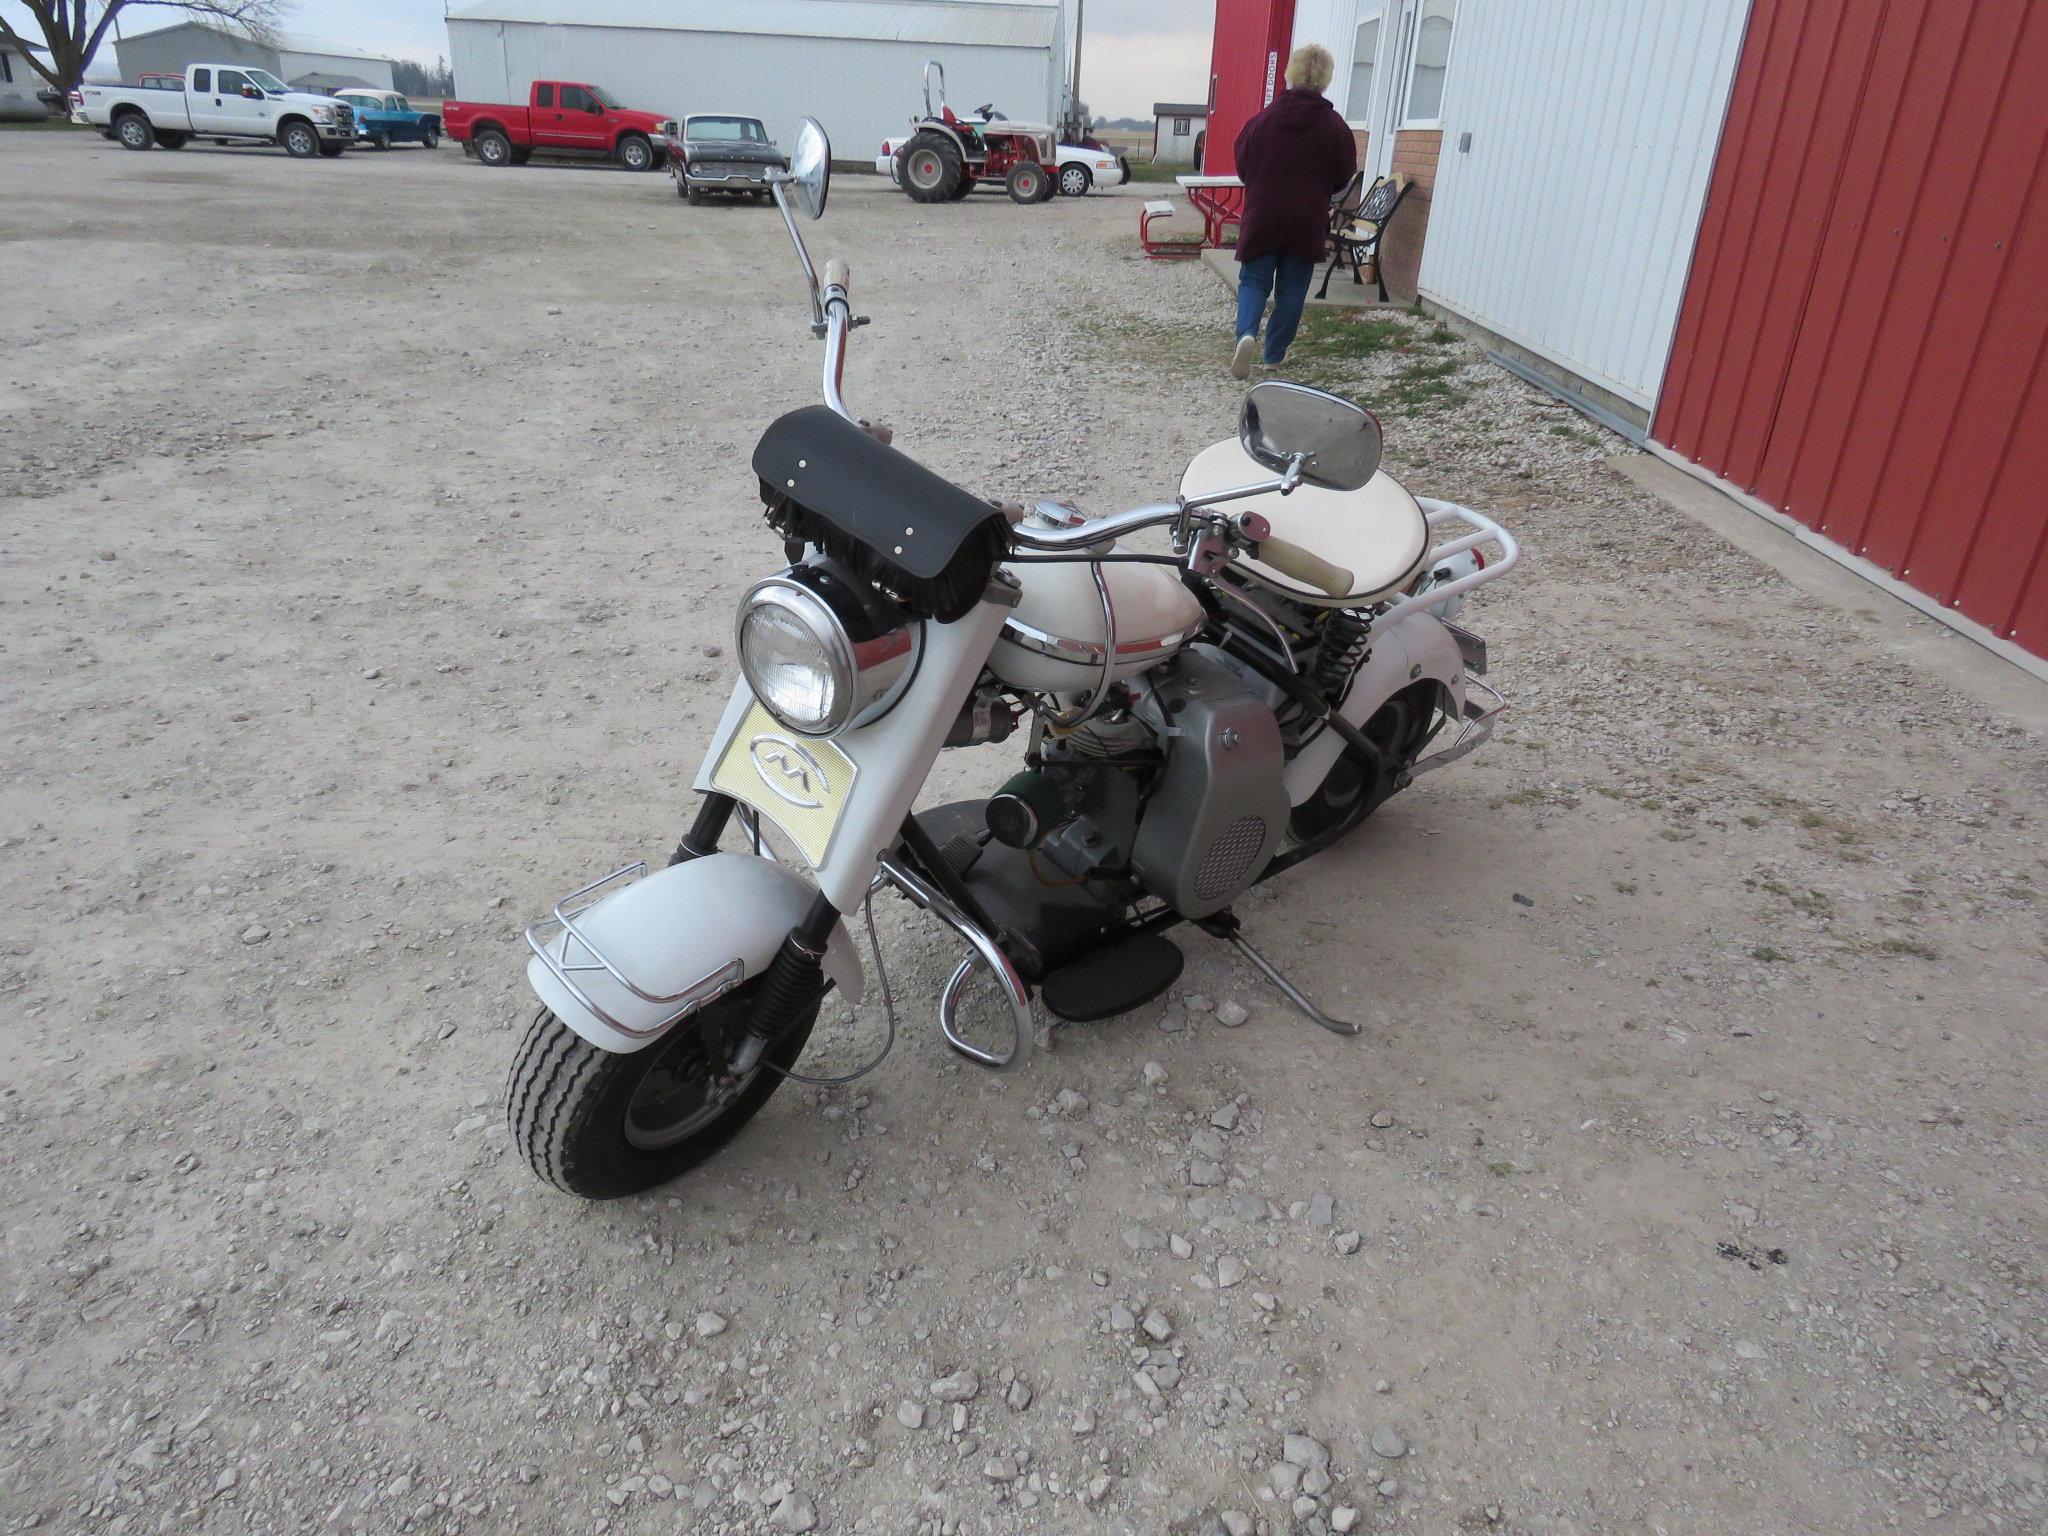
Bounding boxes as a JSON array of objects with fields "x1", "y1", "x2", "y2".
[{"x1": 1368, "y1": 498, "x2": 1520, "y2": 637}]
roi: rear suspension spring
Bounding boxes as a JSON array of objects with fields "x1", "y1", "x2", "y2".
[{"x1": 1309, "y1": 610, "x2": 1373, "y2": 702}]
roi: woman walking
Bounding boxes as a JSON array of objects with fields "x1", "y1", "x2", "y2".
[{"x1": 1229, "y1": 44, "x2": 1358, "y2": 379}]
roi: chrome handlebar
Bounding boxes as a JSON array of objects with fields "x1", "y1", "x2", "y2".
[
  {"x1": 801, "y1": 258, "x2": 1297, "y2": 551},
  {"x1": 821, "y1": 262, "x2": 853, "y2": 422}
]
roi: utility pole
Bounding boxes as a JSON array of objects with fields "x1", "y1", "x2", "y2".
[{"x1": 1068, "y1": 0, "x2": 1085, "y2": 138}]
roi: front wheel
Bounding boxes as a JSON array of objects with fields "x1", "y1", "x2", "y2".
[
  {"x1": 507, "y1": 985, "x2": 819, "y2": 1199},
  {"x1": 617, "y1": 133, "x2": 655, "y2": 172},
  {"x1": 280, "y1": 120, "x2": 320, "y2": 159},
  {"x1": 1057, "y1": 163, "x2": 1091, "y2": 197},
  {"x1": 1005, "y1": 161, "x2": 1049, "y2": 203},
  {"x1": 422, "y1": 126, "x2": 440, "y2": 149}
]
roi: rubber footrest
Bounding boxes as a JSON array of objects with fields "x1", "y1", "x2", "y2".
[{"x1": 1040, "y1": 933, "x2": 1184, "y2": 1023}]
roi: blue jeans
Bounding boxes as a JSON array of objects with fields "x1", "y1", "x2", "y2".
[{"x1": 1236, "y1": 253, "x2": 1315, "y2": 364}]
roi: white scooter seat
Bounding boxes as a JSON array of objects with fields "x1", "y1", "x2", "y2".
[{"x1": 1180, "y1": 439, "x2": 1431, "y2": 607}]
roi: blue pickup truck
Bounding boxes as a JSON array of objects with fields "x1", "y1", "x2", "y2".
[{"x1": 334, "y1": 89, "x2": 440, "y2": 150}]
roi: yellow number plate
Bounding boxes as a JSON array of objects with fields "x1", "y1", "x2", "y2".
[{"x1": 707, "y1": 702, "x2": 859, "y2": 867}]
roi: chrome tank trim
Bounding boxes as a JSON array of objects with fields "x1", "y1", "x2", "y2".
[{"x1": 999, "y1": 615, "x2": 1203, "y2": 665}]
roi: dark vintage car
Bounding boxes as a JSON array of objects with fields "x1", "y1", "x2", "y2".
[{"x1": 662, "y1": 114, "x2": 788, "y2": 204}]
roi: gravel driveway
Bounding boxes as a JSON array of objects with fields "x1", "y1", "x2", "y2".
[{"x1": 3, "y1": 131, "x2": 2044, "y2": 1536}]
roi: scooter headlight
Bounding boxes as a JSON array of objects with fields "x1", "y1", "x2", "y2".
[{"x1": 737, "y1": 567, "x2": 919, "y2": 738}]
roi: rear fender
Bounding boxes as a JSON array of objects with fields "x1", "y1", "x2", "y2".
[
  {"x1": 1281, "y1": 612, "x2": 1466, "y2": 806},
  {"x1": 525, "y1": 852, "x2": 864, "y2": 1055}
]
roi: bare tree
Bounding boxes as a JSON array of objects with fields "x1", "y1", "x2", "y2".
[{"x1": 0, "y1": 2, "x2": 291, "y2": 96}]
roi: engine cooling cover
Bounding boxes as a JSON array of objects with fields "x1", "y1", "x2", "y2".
[{"x1": 1129, "y1": 648, "x2": 1290, "y2": 919}]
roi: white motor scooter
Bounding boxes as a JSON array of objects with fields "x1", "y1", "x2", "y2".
[{"x1": 508, "y1": 120, "x2": 1518, "y2": 1199}]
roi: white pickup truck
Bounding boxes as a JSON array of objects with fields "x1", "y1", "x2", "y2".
[{"x1": 72, "y1": 64, "x2": 356, "y2": 158}]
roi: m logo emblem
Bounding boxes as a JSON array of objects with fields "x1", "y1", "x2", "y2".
[{"x1": 748, "y1": 734, "x2": 830, "y2": 809}]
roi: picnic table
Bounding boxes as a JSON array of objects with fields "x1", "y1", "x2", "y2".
[
  {"x1": 1138, "y1": 174, "x2": 1247, "y2": 261},
  {"x1": 1176, "y1": 175, "x2": 1245, "y2": 248}
]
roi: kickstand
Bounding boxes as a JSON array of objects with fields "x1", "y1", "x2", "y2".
[{"x1": 1197, "y1": 915, "x2": 1360, "y2": 1037}]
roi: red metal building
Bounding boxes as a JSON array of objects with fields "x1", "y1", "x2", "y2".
[{"x1": 1655, "y1": 0, "x2": 2048, "y2": 661}]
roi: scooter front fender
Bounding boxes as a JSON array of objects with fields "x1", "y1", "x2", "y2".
[{"x1": 525, "y1": 853, "x2": 865, "y2": 1055}]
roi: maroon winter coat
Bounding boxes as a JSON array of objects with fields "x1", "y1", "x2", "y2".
[{"x1": 1233, "y1": 88, "x2": 1358, "y2": 265}]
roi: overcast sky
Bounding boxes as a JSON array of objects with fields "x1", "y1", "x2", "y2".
[{"x1": 8, "y1": 0, "x2": 1216, "y2": 118}]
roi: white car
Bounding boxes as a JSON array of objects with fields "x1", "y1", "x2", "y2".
[{"x1": 875, "y1": 137, "x2": 1127, "y2": 196}]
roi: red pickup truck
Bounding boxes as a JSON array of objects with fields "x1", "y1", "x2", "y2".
[{"x1": 443, "y1": 80, "x2": 670, "y2": 172}]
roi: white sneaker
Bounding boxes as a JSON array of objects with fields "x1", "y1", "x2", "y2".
[{"x1": 1229, "y1": 334, "x2": 1257, "y2": 381}]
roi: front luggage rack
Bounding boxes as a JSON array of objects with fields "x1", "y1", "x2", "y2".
[{"x1": 524, "y1": 863, "x2": 743, "y2": 1039}]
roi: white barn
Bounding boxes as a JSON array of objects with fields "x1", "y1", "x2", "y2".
[
  {"x1": 445, "y1": 0, "x2": 1067, "y2": 163},
  {"x1": 112, "y1": 22, "x2": 397, "y2": 93}
]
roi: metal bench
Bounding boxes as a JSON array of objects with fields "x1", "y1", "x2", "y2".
[
  {"x1": 1139, "y1": 198, "x2": 1199, "y2": 259},
  {"x1": 1317, "y1": 172, "x2": 1411, "y2": 301}
]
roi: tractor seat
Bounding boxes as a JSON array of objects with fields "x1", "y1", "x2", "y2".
[{"x1": 1179, "y1": 438, "x2": 1431, "y2": 607}]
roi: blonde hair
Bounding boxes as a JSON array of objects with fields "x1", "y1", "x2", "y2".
[{"x1": 1285, "y1": 43, "x2": 1336, "y2": 93}]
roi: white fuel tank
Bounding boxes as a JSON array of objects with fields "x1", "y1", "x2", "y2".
[{"x1": 989, "y1": 544, "x2": 1204, "y2": 695}]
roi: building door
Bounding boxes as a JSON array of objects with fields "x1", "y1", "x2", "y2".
[
  {"x1": 1364, "y1": 1, "x2": 1414, "y2": 179},
  {"x1": 1206, "y1": 0, "x2": 1297, "y2": 176}
]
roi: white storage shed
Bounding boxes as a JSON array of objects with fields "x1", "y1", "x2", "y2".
[
  {"x1": 112, "y1": 22, "x2": 397, "y2": 92},
  {"x1": 445, "y1": 0, "x2": 1067, "y2": 163},
  {"x1": 1, "y1": 42, "x2": 56, "y2": 120},
  {"x1": 1414, "y1": 0, "x2": 1751, "y2": 421}
]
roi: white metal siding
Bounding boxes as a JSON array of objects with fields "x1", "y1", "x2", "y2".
[
  {"x1": 1416, "y1": 0, "x2": 1751, "y2": 409},
  {"x1": 448, "y1": 0, "x2": 1059, "y2": 50},
  {"x1": 448, "y1": 18, "x2": 1056, "y2": 157},
  {"x1": 2, "y1": 47, "x2": 49, "y2": 120},
  {"x1": 279, "y1": 50, "x2": 395, "y2": 89},
  {"x1": 114, "y1": 24, "x2": 276, "y2": 81}
]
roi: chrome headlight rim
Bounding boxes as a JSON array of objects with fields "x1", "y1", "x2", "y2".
[{"x1": 736, "y1": 564, "x2": 921, "y2": 739}]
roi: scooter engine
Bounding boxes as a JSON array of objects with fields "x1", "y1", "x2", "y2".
[{"x1": 1126, "y1": 648, "x2": 1291, "y2": 919}]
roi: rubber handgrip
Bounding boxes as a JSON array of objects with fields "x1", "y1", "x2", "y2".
[
  {"x1": 823, "y1": 257, "x2": 849, "y2": 291},
  {"x1": 1259, "y1": 536, "x2": 1354, "y2": 596}
]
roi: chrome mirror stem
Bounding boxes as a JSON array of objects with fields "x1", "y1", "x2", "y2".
[{"x1": 768, "y1": 177, "x2": 824, "y2": 330}]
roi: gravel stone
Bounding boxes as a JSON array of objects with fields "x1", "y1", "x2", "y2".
[{"x1": 930, "y1": 1369, "x2": 980, "y2": 1403}]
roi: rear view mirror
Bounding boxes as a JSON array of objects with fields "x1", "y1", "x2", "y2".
[
  {"x1": 241, "y1": 86, "x2": 261, "y2": 99},
  {"x1": 785, "y1": 117, "x2": 831, "y2": 220},
  {"x1": 1239, "y1": 381, "x2": 1383, "y2": 491}
]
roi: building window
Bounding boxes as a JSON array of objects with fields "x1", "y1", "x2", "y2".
[
  {"x1": 1403, "y1": 0, "x2": 1457, "y2": 126},
  {"x1": 1174, "y1": 115, "x2": 1190, "y2": 135},
  {"x1": 1347, "y1": 8, "x2": 1380, "y2": 126}
]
